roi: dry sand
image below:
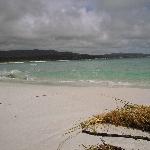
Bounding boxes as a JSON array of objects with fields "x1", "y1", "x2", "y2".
[{"x1": 0, "y1": 82, "x2": 150, "y2": 150}]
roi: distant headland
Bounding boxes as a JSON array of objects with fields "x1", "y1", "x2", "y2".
[{"x1": 0, "y1": 49, "x2": 150, "y2": 62}]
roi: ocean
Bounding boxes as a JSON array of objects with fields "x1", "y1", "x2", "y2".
[{"x1": 0, "y1": 58, "x2": 150, "y2": 88}]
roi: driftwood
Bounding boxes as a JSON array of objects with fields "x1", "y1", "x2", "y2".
[{"x1": 82, "y1": 130, "x2": 150, "y2": 141}]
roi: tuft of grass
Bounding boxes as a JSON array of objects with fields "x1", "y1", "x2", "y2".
[
  {"x1": 81, "y1": 104, "x2": 150, "y2": 132},
  {"x1": 61, "y1": 100, "x2": 150, "y2": 150},
  {"x1": 81, "y1": 143, "x2": 125, "y2": 150}
]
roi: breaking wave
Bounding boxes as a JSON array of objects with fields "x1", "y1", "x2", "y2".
[
  {"x1": 29, "y1": 61, "x2": 47, "y2": 63},
  {"x1": 59, "y1": 80, "x2": 133, "y2": 87},
  {"x1": 0, "y1": 70, "x2": 32, "y2": 81}
]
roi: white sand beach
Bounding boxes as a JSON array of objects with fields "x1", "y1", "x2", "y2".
[{"x1": 0, "y1": 82, "x2": 150, "y2": 150}]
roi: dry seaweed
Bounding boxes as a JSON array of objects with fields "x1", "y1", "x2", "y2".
[
  {"x1": 59, "y1": 99, "x2": 150, "y2": 150},
  {"x1": 81, "y1": 143, "x2": 124, "y2": 150},
  {"x1": 81, "y1": 104, "x2": 150, "y2": 133}
]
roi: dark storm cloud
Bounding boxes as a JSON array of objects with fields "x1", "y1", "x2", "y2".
[{"x1": 0, "y1": 0, "x2": 150, "y2": 54}]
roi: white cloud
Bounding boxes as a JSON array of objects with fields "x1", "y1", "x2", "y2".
[{"x1": 0, "y1": 0, "x2": 150, "y2": 53}]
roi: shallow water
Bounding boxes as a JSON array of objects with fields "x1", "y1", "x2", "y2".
[{"x1": 0, "y1": 58, "x2": 150, "y2": 88}]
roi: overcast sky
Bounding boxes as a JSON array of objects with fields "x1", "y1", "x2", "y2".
[{"x1": 0, "y1": 0, "x2": 150, "y2": 54}]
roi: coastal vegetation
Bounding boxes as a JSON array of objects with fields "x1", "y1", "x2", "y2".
[
  {"x1": 59, "y1": 99, "x2": 150, "y2": 150},
  {"x1": 81, "y1": 143, "x2": 124, "y2": 150},
  {"x1": 0, "y1": 50, "x2": 150, "y2": 62},
  {"x1": 81, "y1": 104, "x2": 150, "y2": 133}
]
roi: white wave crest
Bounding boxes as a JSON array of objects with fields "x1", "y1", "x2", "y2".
[
  {"x1": 0, "y1": 70, "x2": 30, "y2": 80},
  {"x1": 8, "y1": 62, "x2": 25, "y2": 64},
  {"x1": 29, "y1": 61, "x2": 47, "y2": 63}
]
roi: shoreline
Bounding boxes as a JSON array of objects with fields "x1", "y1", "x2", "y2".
[
  {"x1": 0, "y1": 79, "x2": 150, "y2": 90},
  {"x1": 0, "y1": 82, "x2": 150, "y2": 150}
]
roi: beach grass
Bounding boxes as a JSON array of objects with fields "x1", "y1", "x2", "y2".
[
  {"x1": 62, "y1": 100, "x2": 150, "y2": 150},
  {"x1": 81, "y1": 143, "x2": 124, "y2": 150},
  {"x1": 78, "y1": 103, "x2": 150, "y2": 150},
  {"x1": 81, "y1": 104, "x2": 150, "y2": 133}
]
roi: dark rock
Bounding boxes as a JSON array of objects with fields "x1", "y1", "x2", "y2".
[{"x1": 6, "y1": 74, "x2": 16, "y2": 79}]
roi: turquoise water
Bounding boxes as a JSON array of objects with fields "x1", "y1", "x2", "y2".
[{"x1": 0, "y1": 58, "x2": 150, "y2": 88}]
